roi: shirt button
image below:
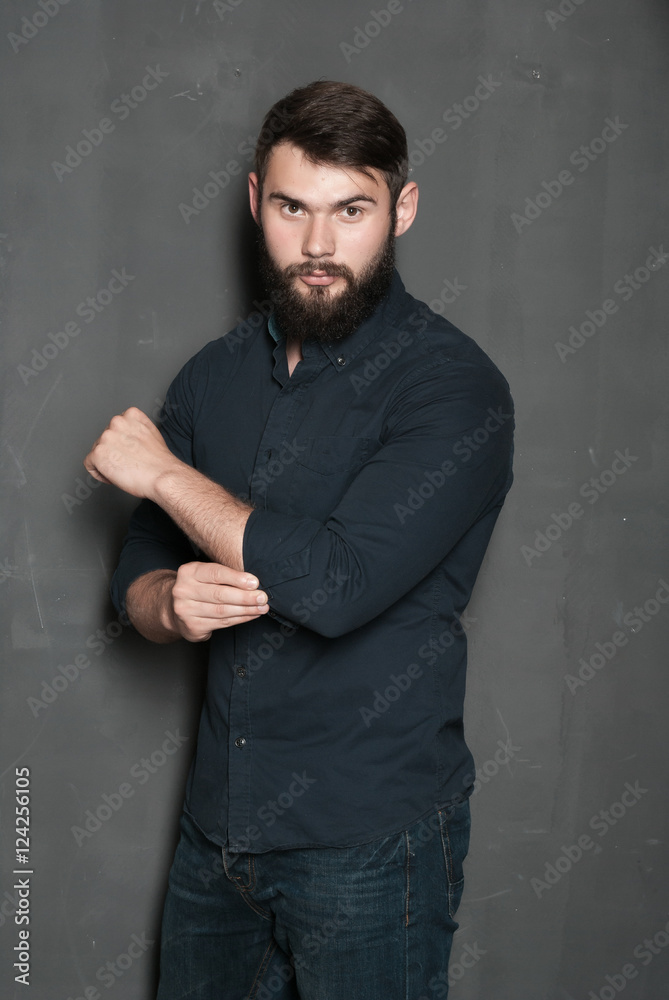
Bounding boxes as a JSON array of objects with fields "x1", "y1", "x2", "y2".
[
  {"x1": 236, "y1": 666, "x2": 246, "y2": 678},
  {"x1": 268, "y1": 610, "x2": 277, "y2": 618},
  {"x1": 336, "y1": 355, "x2": 346, "y2": 366},
  {"x1": 234, "y1": 736, "x2": 247, "y2": 748}
]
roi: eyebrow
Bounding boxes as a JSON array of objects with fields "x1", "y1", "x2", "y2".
[{"x1": 268, "y1": 191, "x2": 379, "y2": 210}]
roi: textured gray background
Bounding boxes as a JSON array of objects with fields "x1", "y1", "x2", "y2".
[{"x1": 2, "y1": 1, "x2": 668, "y2": 997}]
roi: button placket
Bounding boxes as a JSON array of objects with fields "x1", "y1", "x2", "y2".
[
  {"x1": 248, "y1": 351, "x2": 329, "y2": 509},
  {"x1": 227, "y1": 625, "x2": 253, "y2": 844}
]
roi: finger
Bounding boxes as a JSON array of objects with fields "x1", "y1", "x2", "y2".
[
  {"x1": 83, "y1": 459, "x2": 113, "y2": 485},
  {"x1": 208, "y1": 584, "x2": 268, "y2": 608},
  {"x1": 173, "y1": 577, "x2": 267, "y2": 608},
  {"x1": 123, "y1": 407, "x2": 165, "y2": 441},
  {"x1": 177, "y1": 612, "x2": 267, "y2": 639},
  {"x1": 209, "y1": 612, "x2": 268, "y2": 627},
  {"x1": 189, "y1": 562, "x2": 262, "y2": 590},
  {"x1": 188, "y1": 633, "x2": 212, "y2": 643},
  {"x1": 122, "y1": 406, "x2": 153, "y2": 426},
  {"x1": 89, "y1": 470, "x2": 114, "y2": 485},
  {"x1": 176, "y1": 601, "x2": 268, "y2": 622}
]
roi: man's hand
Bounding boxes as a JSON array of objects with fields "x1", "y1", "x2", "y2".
[
  {"x1": 126, "y1": 563, "x2": 269, "y2": 644},
  {"x1": 170, "y1": 562, "x2": 269, "y2": 642},
  {"x1": 84, "y1": 405, "x2": 252, "y2": 572},
  {"x1": 84, "y1": 406, "x2": 182, "y2": 500}
]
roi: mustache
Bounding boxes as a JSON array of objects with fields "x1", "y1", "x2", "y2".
[{"x1": 282, "y1": 260, "x2": 355, "y2": 281}]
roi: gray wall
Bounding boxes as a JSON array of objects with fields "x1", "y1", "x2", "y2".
[{"x1": 2, "y1": 1, "x2": 668, "y2": 997}]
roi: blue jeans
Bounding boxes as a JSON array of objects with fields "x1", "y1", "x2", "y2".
[{"x1": 156, "y1": 800, "x2": 471, "y2": 1000}]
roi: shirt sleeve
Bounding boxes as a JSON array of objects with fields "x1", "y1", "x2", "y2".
[
  {"x1": 242, "y1": 356, "x2": 514, "y2": 638},
  {"x1": 109, "y1": 354, "x2": 201, "y2": 619}
]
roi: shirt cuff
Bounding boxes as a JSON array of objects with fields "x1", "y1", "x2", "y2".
[
  {"x1": 243, "y1": 507, "x2": 321, "y2": 623},
  {"x1": 110, "y1": 543, "x2": 184, "y2": 620}
]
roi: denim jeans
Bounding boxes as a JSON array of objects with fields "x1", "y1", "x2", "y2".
[{"x1": 156, "y1": 799, "x2": 471, "y2": 1000}]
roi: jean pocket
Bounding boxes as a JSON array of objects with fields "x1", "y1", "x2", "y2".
[{"x1": 438, "y1": 800, "x2": 471, "y2": 918}]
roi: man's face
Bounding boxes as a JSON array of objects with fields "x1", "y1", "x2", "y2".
[{"x1": 249, "y1": 143, "x2": 400, "y2": 344}]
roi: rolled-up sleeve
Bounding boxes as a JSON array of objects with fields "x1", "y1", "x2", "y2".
[{"x1": 243, "y1": 357, "x2": 514, "y2": 638}]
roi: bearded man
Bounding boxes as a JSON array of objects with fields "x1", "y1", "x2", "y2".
[{"x1": 85, "y1": 80, "x2": 514, "y2": 1000}]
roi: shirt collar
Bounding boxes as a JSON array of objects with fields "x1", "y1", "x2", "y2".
[
  {"x1": 266, "y1": 269, "x2": 407, "y2": 373},
  {"x1": 267, "y1": 313, "x2": 281, "y2": 344}
]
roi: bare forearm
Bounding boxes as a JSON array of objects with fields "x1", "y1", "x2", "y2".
[
  {"x1": 153, "y1": 464, "x2": 252, "y2": 571},
  {"x1": 124, "y1": 562, "x2": 269, "y2": 645},
  {"x1": 84, "y1": 406, "x2": 252, "y2": 570},
  {"x1": 126, "y1": 569, "x2": 181, "y2": 643}
]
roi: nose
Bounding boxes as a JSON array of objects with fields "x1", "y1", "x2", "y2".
[{"x1": 301, "y1": 215, "x2": 335, "y2": 259}]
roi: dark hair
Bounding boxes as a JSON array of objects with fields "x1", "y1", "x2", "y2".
[{"x1": 254, "y1": 80, "x2": 409, "y2": 207}]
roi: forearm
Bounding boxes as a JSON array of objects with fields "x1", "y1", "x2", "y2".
[
  {"x1": 152, "y1": 463, "x2": 252, "y2": 572},
  {"x1": 84, "y1": 406, "x2": 252, "y2": 571},
  {"x1": 126, "y1": 568, "x2": 181, "y2": 643}
]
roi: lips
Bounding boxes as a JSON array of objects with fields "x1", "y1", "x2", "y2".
[{"x1": 299, "y1": 272, "x2": 337, "y2": 286}]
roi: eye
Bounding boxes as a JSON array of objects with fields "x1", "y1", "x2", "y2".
[
  {"x1": 342, "y1": 206, "x2": 362, "y2": 218},
  {"x1": 282, "y1": 203, "x2": 302, "y2": 215}
]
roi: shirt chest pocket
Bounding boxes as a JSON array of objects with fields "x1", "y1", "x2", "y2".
[{"x1": 288, "y1": 436, "x2": 376, "y2": 519}]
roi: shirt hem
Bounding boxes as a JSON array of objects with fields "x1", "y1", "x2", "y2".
[{"x1": 183, "y1": 787, "x2": 473, "y2": 854}]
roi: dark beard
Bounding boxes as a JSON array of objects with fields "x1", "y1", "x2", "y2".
[{"x1": 257, "y1": 221, "x2": 396, "y2": 345}]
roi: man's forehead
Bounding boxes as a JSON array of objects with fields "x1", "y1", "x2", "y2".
[{"x1": 262, "y1": 142, "x2": 387, "y2": 197}]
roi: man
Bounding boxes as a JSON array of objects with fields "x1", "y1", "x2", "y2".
[{"x1": 85, "y1": 81, "x2": 514, "y2": 1000}]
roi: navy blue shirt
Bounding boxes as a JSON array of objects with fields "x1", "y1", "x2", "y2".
[{"x1": 110, "y1": 270, "x2": 514, "y2": 852}]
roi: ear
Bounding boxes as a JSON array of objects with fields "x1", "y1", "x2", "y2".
[
  {"x1": 393, "y1": 181, "x2": 419, "y2": 237},
  {"x1": 248, "y1": 172, "x2": 261, "y2": 225}
]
